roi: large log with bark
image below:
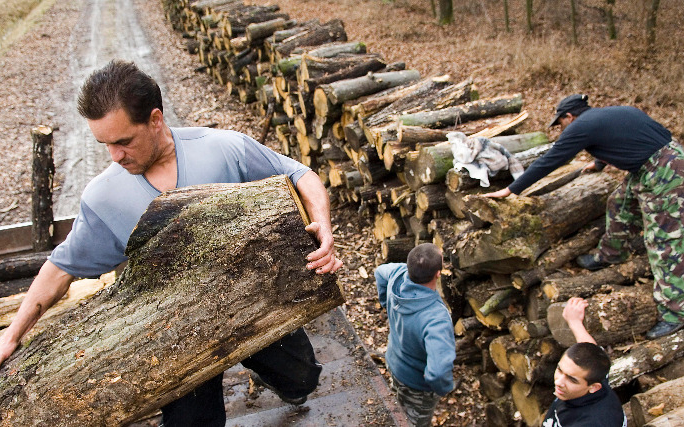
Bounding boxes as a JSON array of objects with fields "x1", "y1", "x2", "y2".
[
  {"x1": 455, "y1": 172, "x2": 620, "y2": 273},
  {"x1": 631, "y1": 376, "x2": 684, "y2": 426},
  {"x1": 275, "y1": 19, "x2": 347, "y2": 60},
  {"x1": 397, "y1": 94, "x2": 523, "y2": 128},
  {"x1": 542, "y1": 255, "x2": 651, "y2": 302},
  {"x1": 547, "y1": 282, "x2": 657, "y2": 347},
  {"x1": 314, "y1": 70, "x2": 422, "y2": 116},
  {"x1": 0, "y1": 175, "x2": 343, "y2": 426},
  {"x1": 644, "y1": 405, "x2": 684, "y2": 427},
  {"x1": 511, "y1": 219, "x2": 605, "y2": 290},
  {"x1": 609, "y1": 330, "x2": 684, "y2": 388}
]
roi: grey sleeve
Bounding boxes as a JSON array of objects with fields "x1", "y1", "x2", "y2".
[
  {"x1": 242, "y1": 134, "x2": 310, "y2": 185},
  {"x1": 48, "y1": 201, "x2": 127, "y2": 278}
]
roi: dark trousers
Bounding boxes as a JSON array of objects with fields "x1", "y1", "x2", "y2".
[{"x1": 160, "y1": 327, "x2": 321, "y2": 426}]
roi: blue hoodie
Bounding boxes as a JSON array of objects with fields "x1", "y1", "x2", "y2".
[{"x1": 375, "y1": 263, "x2": 456, "y2": 396}]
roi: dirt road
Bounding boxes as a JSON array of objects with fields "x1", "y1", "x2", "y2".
[{"x1": 48, "y1": 0, "x2": 182, "y2": 216}]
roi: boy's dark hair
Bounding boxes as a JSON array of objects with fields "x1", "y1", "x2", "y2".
[
  {"x1": 77, "y1": 60, "x2": 163, "y2": 124},
  {"x1": 565, "y1": 342, "x2": 611, "y2": 385},
  {"x1": 407, "y1": 243, "x2": 442, "y2": 284}
]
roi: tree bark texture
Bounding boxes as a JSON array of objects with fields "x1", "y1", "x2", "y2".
[
  {"x1": 511, "y1": 219, "x2": 604, "y2": 290},
  {"x1": 644, "y1": 405, "x2": 684, "y2": 427},
  {"x1": 456, "y1": 172, "x2": 620, "y2": 274},
  {"x1": 314, "y1": 70, "x2": 421, "y2": 115},
  {"x1": 275, "y1": 20, "x2": 348, "y2": 60},
  {"x1": 31, "y1": 125, "x2": 54, "y2": 252},
  {"x1": 397, "y1": 94, "x2": 523, "y2": 128},
  {"x1": 609, "y1": 329, "x2": 684, "y2": 388},
  {"x1": 547, "y1": 282, "x2": 657, "y2": 347},
  {"x1": 542, "y1": 255, "x2": 651, "y2": 302},
  {"x1": 0, "y1": 176, "x2": 343, "y2": 426},
  {"x1": 511, "y1": 379, "x2": 553, "y2": 427},
  {"x1": 631, "y1": 376, "x2": 684, "y2": 426}
]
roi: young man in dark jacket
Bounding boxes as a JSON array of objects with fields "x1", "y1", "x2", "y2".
[
  {"x1": 374, "y1": 243, "x2": 456, "y2": 427},
  {"x1": 542, "y1": 298, "x2": 627, "y2": 427}
]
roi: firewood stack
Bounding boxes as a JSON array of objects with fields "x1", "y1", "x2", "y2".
[{"x1": 160, "y1": 1, "x2": 684, "y2": 425}]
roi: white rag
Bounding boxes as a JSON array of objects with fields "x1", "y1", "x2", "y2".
[{"x1": 448, "y1": 131, "x2": 524, "y2": 187}]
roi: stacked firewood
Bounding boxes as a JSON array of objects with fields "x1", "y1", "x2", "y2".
[{"x1": 160, "y1": 1, "x2": 684, "y2": 426}]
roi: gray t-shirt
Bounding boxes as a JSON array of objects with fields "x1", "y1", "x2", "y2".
[{"x1": 49, "y1": 127, "x2": 310, "y2": 278}]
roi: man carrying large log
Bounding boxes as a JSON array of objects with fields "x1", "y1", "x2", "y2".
[
  {"x1": 542, "y1": 297, "x2": 626, "y2": 426},
  {"x1": 374, "y1": 243, "x2": 456, "y2": 427},
  {"x1": 0, "y1": 60, "x2": 342, "y2": 426},
  {"x1": 484, "y1": 94, "x2": 684, "y2": 340}
]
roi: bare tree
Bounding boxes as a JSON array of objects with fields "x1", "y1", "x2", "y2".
[
  {"x1": 438, "y1": 0, "x2": 454, "y2": 25},
  {"x1": 526, "y1": 0, "x2": 533, "y2": 33},
  {"x1": 570, "y1": 0, "x2": 578, "y2": 45},
  {"x1": 646, "y1": 0, "x2": 661, "y2": 47},
  {"x1": 503, "y1": 0, "x2": 511, "y2": 32},
  {"x1": 605, "y1": 0, "x2": 616, "y2": 39}
]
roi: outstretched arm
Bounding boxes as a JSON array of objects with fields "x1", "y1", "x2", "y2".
[
  {"x1": 0, "y1": 260, "x2": 74, "y2": 365},
  {"x1": 563, "y1": 297, "x2": 596, "y2": 344},
  {"x1": 296, "y1": 170, "x2": 343, "y2": 275},
  {"x1": 482, "y1": 187, "x2": 512, "y2": 198}
]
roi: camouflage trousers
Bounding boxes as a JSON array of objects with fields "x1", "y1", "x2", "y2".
[
  {"x1": 598, "y1": 140, "x2": 684, "y2": 323},
  {"x1": 389, "y1": 372, "x2": 441, "y2": 427}
]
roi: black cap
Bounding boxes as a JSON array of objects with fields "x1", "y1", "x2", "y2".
[{"x1": 549, "y1": 94, "x2": 589, "y2": 127}]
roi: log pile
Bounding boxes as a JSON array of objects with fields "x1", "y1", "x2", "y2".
[{"x1": 158, "y1": 1, "x2": 684, "y2": 425}]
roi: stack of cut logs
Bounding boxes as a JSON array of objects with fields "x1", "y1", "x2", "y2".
[{"x1": 160, "y1": 1, "x2": 684, "y2": 425}]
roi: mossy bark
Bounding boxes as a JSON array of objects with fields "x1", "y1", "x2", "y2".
[{"x1": 0, "y1": 175, "x2": 343, "y2": 426}]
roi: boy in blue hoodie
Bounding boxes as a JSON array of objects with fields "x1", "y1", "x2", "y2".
[{"x1": 375, "y1": 243, "x2": 457, "y2": 426}]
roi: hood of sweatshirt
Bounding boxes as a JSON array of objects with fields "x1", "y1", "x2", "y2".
[{"x1": 388, "y1": 270, "x2": 442, "y2": 314}]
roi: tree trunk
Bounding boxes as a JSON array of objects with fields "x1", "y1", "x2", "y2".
[
  {"x1": 644, "y1": 405, "x2": 684, "y2": 427},
  {"x1": 361, "y1": 78, "x2": 473, "y2": 138},
  {"x1": 398, "y1": 126, "x2": 450, "y2": 144},
  {"x1": 437, "y1": 0, "x2": 453, "y2": 25},
  {"x1": 542, "y1": 255, "x2": 651, "y2": 302},
  {"x1": 0, "y1": 251, "x2": 50, "y2": 284},
  {"x1": 631, "y1": 376, "x2": 684, "y2": 426},
  {"x1": 397, "y1": 94, "x2": 523, "y2": 128},
  {"x1": 609, "y1": 330, "x2": 684, "y2": 388},
  {"x1": 456, "y1": 172, "x2": 620, "y2": 274},
  {"x1": 245, "y1": 17, "x2": 287, "y2": 44},
  {"x1": 415, "y1": 184, "x2": 448, "y2": 212},
  {"x1": 31, "y1": 125, "x2": 54, "y2": 252},
  {"x1": 646, "y1": 0, "x2": 661, "y2": 47},
  {"x1": 511, "y1": 379, "x2": 553, "y2": 427},
  {"x1": 0, "y1": 176, "x2": 343, "y2": 426},
  {"x1": 507, "y1": 337, "x2": 562, "y2": 385},
  {"x1": 511, "y1": 218, "x2": 604, "y2": 290},
  {"x1": 275, "y1": 19, "x2": 347, "y2": 60},
  {"x1": 547, "y1": 283, "x2": 657, "y2": 347},
  {"x1": 300, "y1": 55, "x2": 386, "y2": 93},
  {"x1": 486, "y1": 393, "x2": 518, "y2": 427},
  {"x1": 314, "y1": 70, "x2": 421, "y2": 115},
  {"x1": 508, "y1": 317, "x2": 550, "y2": 341},
  {"x1": 480, "y1": 372, "x2": 510, "y2": 400},
  {"x1": 380, "y1": 236, "x2": 415, "y2": 263}
]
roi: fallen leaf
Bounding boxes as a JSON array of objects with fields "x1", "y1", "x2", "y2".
[{"x1": 647, "y1": 402, "x2": 665, "y2": 417}]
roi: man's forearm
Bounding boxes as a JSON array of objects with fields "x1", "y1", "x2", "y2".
[
  {"x1": 296, "y1": 170, "x2": 332, "y2": 230},
  {"x1": 1, "y1": 261, "x2": 73, "y2": 350}
]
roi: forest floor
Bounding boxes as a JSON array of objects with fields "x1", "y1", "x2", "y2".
[{"x1": 1, "y1": 0, "x2": 683, "y2": 425}]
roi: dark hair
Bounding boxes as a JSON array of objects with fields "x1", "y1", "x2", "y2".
[
  {"x1": 77, "y1": 60, "x2": 163, "y2": 124},
  {"x1": 407, "y1": 243, "x2": 442, "y2": 284},
  {"x1": 565, "y1": 342, "x2": 611, "y2": 385}
]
